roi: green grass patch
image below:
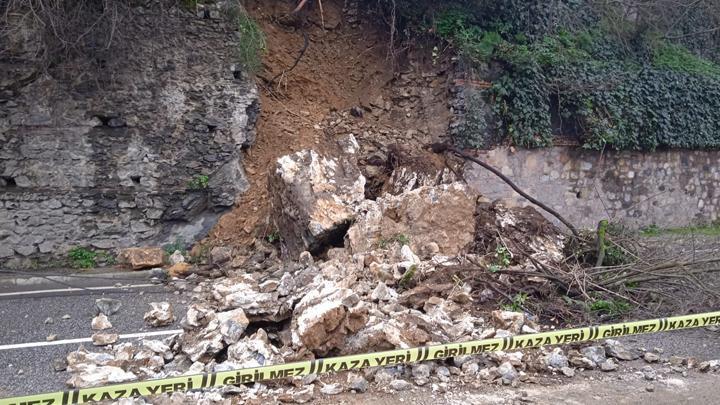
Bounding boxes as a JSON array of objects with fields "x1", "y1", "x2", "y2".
[
  {"x1": 378, "y1": 234, "x2": 411, "y2": 249},
  {"x1": 233, "y1": 8, "x2": 266, "y2": 73},
  {"x1": 68, "y1": 247, "x2": 98, "y2": 269},
  {"x1": 653, "y1": 41, "x2": 720, "y2": 79},
  {"x1": 589, "y1": 299, "x2": 631, "y2": 318},
  {"x1": 640, "y1": 223, "x2": 720, "y2": 237}
]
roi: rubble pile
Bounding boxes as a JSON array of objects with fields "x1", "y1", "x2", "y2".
[{"x1": 58, "y1": 143, "x2": 719, "y2": 402}]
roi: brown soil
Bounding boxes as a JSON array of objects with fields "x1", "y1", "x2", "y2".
[
  {"x1": 205, "y1": 0, "x2": 391, "y2": 250},
  {"x1": 205, "y1": 0, "x2": 454, "y2": 254}
]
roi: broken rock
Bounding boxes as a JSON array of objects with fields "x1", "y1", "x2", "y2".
[
  {"x1": 91, "y1": 333, "x2": 119, "y2": 346},
  {"x1": 227, "y1": 329, "x2": 281, "y2": 368},
  {"x1": 545, "y1": 349, "x2": 569, "y2": 369},
  {"x1": 491, "y1": 310, "x2": 525, "y2": 334},
  {"x1": 291, "y1": 282, "x2": 364, "y2": 353},
  {"x1": 210, "y1": 246, "x2": 232, "y2": 265},
  {"x1": 389, "y1": 379, "x2": 412, "y2": 391},
  {"x1": 320, "y1": 383, "x2": 343, "y2": 395},
  {"x1": 91, "y1": 314, "x2": 113, "y2": 330},
  {"x1": 216, "y1": 308, "x2": 250, "y2": 344},
  {"x1": 167, "y1": 263, "x2": 192, "y2": 278},
  {"x1": 605, "y1": 339, "x2": 639, "y2": 361},
  {"x1": 699, "y1": 360, "x2": 720, "y2": 372},
  {"x1": 347, "y1": 373, "x2": 368, "y2": 392},
  {"x1": 600, "y1": 359, "x2": 618, "y2": 371},
  {"x1": 347, "y1": 183, "x2": 477, "y2": 256},
  {"x1": 143, "y1": 302, "x2": 175, "y2": 327},
  {"x1": 269, "y1": 144, "x2": 365, "y2": 257},
  {"x1": 580, "y1": 345, "x2": 606, "y2": 365},
  {"x1": 95, "y1": 298, "x2": 122, "y2": 316},
  {"x1": 168, "y1": 250, "x2": 185, "y2": 265},
  {"x1": 118, "y1": 247, "x2": 164, "y2": 270},
  {"x1": 67, "y1": 365, "x2": 137, "y2": 388}
]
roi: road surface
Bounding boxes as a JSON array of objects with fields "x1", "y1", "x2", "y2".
[{"x1": 0, "y1": 270, "x2": 187, "y2": 398}]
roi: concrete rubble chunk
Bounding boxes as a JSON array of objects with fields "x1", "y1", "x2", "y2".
[
  {"x1": 95, "y1": 298, "x2": 122, "y2": 316},
  {"x1": 143, "y1": 302, "x2": 175, "y2": 327},
  {"x1": 91, "y1": 314, "x2": 113, "y2": 330},
  {"x1": 347, "y1": 183, "x2": 477, "y2": 256},
  {"x1": 269, "y1": 142, "x2": 366, "y2": 257},
  {"x1": 118, "y1": 247, "x2": 164, "y2": 270}
]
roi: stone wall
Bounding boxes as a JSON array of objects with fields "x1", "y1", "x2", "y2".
[
  {"x1": 0, "y1": 7, "x2": 259, "y2": 265},
  {"x1": 464, "y1": 147, "x2": 720, "y2": 229}
]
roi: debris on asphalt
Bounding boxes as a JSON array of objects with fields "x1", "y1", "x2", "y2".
[
  {"x1": 91, "y1": 314, "x2": 113, "y2": 330},
  {"x1": 55, "y1": 147, "x2": 718, "y2": 401},
  {"x1": 118, "y1": 247, "x2": 165, "y2": 270},
  {"x1": 95, "y1": 298, "x2": 122, "y2": 316},
  {"x1": 91, "y1": 333, "x2": 119, "y2": 346},
  {"x1": 143, "y1": 302, "x2": 175, "y2": 327}
]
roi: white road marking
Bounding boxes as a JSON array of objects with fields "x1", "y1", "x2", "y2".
[
  {"x1": 0, "y1": 283, "x2": 157, "y2": 298},
  {"x1": 0, "y1": 330, "x2": 182, "y2": 351}
]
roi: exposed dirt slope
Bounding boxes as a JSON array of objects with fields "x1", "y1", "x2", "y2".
[{"x1": 206, "y1": 0, "x2": 453, "y2": 254}]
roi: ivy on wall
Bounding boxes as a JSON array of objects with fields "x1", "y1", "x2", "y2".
[{"x1": 431, "y1": 0, "x2": 720, "y2": 150}]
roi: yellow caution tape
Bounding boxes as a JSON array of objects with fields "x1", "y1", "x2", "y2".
[{"x1": 2, "y1": 311, "x2": 719, "y2": 405}]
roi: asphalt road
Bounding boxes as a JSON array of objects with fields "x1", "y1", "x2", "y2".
[{"x1": 0, "y1": 271, "x2": 188, "y2": 398}]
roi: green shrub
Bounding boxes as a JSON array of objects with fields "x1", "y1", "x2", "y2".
[
  {"x1": 187, "y1": 174, "x2": 209, "y2": 190},
  {"x1": 399, "y1": 264, "x2": 417, "y2": 288},
  {"x1": 163, "y1": 238, "x2": 187, "y2": 256},
  {"x1": 502, "y1": 292, "x2": 529, "y2": 312},
  {"x1": 266, "y1": 230, "x2": 281, "y2": 243},
  {"x1": 68, "y1": 247, "x2": 97, "y2": 268}
]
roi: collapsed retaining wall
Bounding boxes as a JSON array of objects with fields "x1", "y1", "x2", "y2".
[
  {"x1": 465, "y1": 147, "x2": 720, "y2": 229},
  {"x1": 0, "y1": 8, "x2": 259, "y2": 265}
]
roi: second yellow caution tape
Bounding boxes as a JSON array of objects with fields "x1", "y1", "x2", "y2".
[{"x1": 2, "y1": 311, "x2": 719, "y2": 405}]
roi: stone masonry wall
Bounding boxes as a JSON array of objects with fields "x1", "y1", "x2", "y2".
[
  {"x1": 0, "y1": 6, "x2": 259, "y2": 265},
  {"x1": 465, "y1": 147, "x2": 720, "y2": 229}
]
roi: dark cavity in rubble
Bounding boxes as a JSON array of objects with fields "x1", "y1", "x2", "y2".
[{"x1": 311, "y1": 219, "x2": 353, "y2": 257}]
